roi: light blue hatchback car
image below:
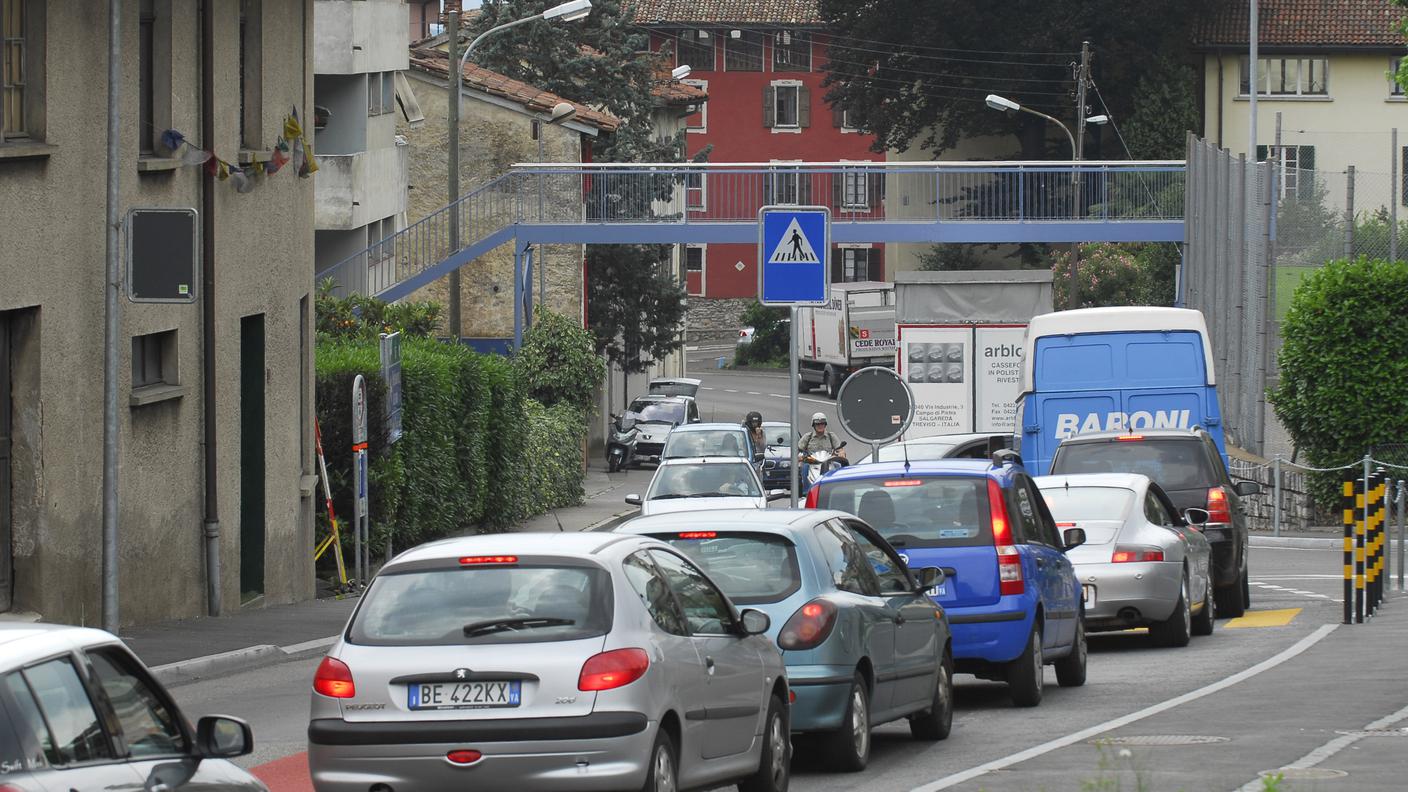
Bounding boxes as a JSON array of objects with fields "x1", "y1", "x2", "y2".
[{"x1": 616, "y1": 509, "x2": 953, "y2": 772}]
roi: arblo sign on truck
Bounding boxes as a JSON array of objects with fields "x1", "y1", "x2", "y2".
[{"x1": 1016, "y1": 307, "x2": 1227, "y2": 476}]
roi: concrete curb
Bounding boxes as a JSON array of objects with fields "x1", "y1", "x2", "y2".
[
  {"x1": 150, "y1": 635, "x2": 338, "y2": 688},
  {"x1": 585, "y1": 508, "x2": 640, "y2": 532}
]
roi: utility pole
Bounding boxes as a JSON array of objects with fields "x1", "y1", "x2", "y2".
[
  {"x1": 446, "y1": 10, "x2": 462, "y2": 341},
  {"x1": 1067, "y1": 41, "x2": 1092, "y2": 310},
  {"x1": 102, "y1": 0, "x2": 123, "y2": 632}
]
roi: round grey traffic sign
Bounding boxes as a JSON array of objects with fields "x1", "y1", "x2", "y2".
[{"x1": 835, "y1": 366, "x2": 914, "y2": 444}]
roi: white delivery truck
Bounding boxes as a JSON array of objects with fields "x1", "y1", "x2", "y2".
[{"x1": 795, "y1": 281, "x2": 897, "y2": 398}]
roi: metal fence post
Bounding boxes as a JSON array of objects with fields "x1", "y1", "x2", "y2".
[
  {"x1": 1345, "y1": 165, "x2": 1356, "y2": 260},
  {"x1": 1393, "y1": 129, "x2": 1400, "y2": 263},
  {"x1": 1398, "y1": 480, "x2": 1405, "y2": 592},
  {"x1": 1272, "y1": 455, "x2": 1283, "y2": 537}
]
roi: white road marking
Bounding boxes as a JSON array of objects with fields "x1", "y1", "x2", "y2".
[
  {"x1": 908, "y1": 624, "x2": 1340, "y2": 792},
  {"x1": 747, "y1": 391, "x2": 762, "y2": 395},
  {"x1": 724, "y1": 389, "x2": 739, "y2": 393},
  {"x1": 768, "y1": 393, "x2": 788, "y2": 399},
  {"x1": 1233, "y1": 701, "x2": 1408, "y2": 791}
]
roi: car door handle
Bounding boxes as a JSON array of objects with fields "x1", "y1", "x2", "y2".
[
  {"x1": 893, "y1": 613, "x2": 906, "y2": 625},
  {"x1": 705, "y1": 656, "x2": 716, "y2": 675},
  {"x1": 1036, "y1": 559, "x2": 1047, "y2": 569}
]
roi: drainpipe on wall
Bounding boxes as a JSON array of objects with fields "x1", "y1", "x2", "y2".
[
  {"x1": 1216, "y1": 51, "x2": 1224, "y2": 148},
  {"x1": 201, "y1": 0, "x2": 221, "y2": 617}
]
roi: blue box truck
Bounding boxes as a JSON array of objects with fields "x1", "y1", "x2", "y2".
[{"x1": 1015, "y1": 307, "x2": 1226, "y2": 476}]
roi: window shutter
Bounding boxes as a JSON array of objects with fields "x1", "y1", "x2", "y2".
[
  {"x1": 800, "y1": 170, "x2": 813, "y2": 204},
  {"x1": 868, "y1": 249, "x2": 883, "y2": 282},
  {"x1": 1297, "y1": 146, "x2": 1316, "y2": 201},
  {"x1": 832, "y1": 170, "x2": 843, "y2": 208},
  {"x1": 832, "y1": 104, "x2": 844, "y2": 128},
  {"x1": 1255, "y1": 145, "x2": 1268, "y2": 162},
  {"x1": 763, "y1": 86, "x2": 775, "y2": 127},
  {"x1": 799, "y1": 86, "x2": 811, "y2": 127},
  {"x1": 868, "y1": 170, "x2": 885, "y2": 209},
  {"x1": 831, "y1": 249, "x2": 843, "y2": 283}
]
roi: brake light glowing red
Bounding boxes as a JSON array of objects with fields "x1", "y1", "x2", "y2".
[
  {"x1": 578, "y1": 648, "x2": 650, "y2": 691},
  {"x1": 1056, "y1": 521, "x2": 1076, "y2": 527},
  {"x1": 988, "y1": 479, "x2": 1024, "y2": 596},
  {"x1": 459, "y1": 555, "x2": 518, "y2": 565},
  {"x1": 313, "y1": 656, "x2": 356, "y2": 698},
  {"x1": 446, "y1": 749, "x2": 483, "y2": 765},
  {"x1": 804, "y1": 486, "x2": 819, "y2": 509},
  {"x1": 1116, "y1": 435, "x2": 1145, "y2": 442},
  {"x1": 778, "y1": 598, "x2": 838, "y2": 650},
  {"x1": 1112, "y1": 546, "x2": 1165, "y2": 563},
  {"x1": 1206, "y1": 487, "x2": 1232, "y2": 523},
  {"x1": 883, "y1": 479, "x2": 923, "y2": 487},
  {"x1": 678, "y1": 531, "x2": 717, "y2": 539}
]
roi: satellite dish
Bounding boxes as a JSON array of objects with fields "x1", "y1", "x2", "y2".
[{"x1": 835, "y1": 366, "x2": 914, "y2": 444}]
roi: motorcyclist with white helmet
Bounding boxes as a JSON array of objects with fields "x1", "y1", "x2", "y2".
[{"x1": 798, "y1": 412, "x2": 845, "y2": 460}]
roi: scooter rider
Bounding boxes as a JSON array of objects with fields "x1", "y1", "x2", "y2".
[
  {"x1": 798, "y1": 412, "x2": 845, "y2": 460},
  {"x1": 744, "y1": 411, "x2": 765, "y2": 451}
]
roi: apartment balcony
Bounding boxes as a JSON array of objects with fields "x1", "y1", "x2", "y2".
[
  {"x1": 314, "y1": 144, "x2": 409, "y2": 231},
  {"x1": 314, "y1": 0, "x2": 410, "y2": 76}
]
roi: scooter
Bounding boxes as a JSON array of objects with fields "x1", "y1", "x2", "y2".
[
  {"x1": 801, "y1": 441, "x2": 849, "y2": 489},
  {"x1": 606, "y1": 413, "x2": 639, "y2": 473}
]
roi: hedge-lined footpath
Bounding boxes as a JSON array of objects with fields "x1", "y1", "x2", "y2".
[{"x1": 315, "y1": 302, "x2": 602, "y2": 564}]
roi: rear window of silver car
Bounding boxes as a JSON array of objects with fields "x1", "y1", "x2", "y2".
[
  {"x1": 656, "y1": 532, "x2": 802, "y2": 605},
  {"x1": 816, "y1": 476, "x2": 992, "y2": 549},
  {"x1": 348, "y1": 563, "x2": 612, "y2": 646},
  {"x1": 664, "y1": 430, "x2": 747, "y2": 458},
  {"x1": 1051, "y1": 439, "x2": 1214, "y2": 491},
  {"x1": 649, "y1": 462, "x2": 762, "y2": 499},
  {"x1": 1040, "y1": 486, "x2": 1136, "y2": 522}
]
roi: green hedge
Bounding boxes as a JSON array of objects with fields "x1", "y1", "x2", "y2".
[{"x1": 314, "y1": 337, "x2": 590, "y2": 568}]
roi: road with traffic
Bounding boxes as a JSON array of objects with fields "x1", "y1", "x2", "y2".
[{"x1": 163, "y1": 365, "x2": 1408, "y2": 792}]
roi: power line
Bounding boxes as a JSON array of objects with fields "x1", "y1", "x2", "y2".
[{"x1": 641, "y1": 21, "x2": 1078, "y2": 58}]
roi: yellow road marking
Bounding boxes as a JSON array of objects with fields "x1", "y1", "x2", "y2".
[{"x1": 1225, "y1": 608, "x2": 1302, "y2": 629}]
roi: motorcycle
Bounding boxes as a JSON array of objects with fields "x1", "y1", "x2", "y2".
[
  {"x1": 800, "y1": 441, "x2": 849, "y2": 489},
  {"x1": 606, "y1": 413, "x2": 639, "y2": 473}
]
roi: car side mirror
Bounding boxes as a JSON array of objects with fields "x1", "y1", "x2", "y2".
[
  {"x1": 625, "y1": 494, "x2": 643, "y2": 506},
  {"x1": 1062, "y1": 527, "x2": 1087, "y2": 550},
  {"x1": 754, "y1": 451, "x2": 765, "y2": 463},
  {"x1": 196, "y1": 715, "x2": 253, "y2": 759},
  {"x1": 738, "y1": 608, "x2": 771, "y2": 636},
  {"x1": 1183, "y1": 507, "x2": 1210, "y2": 527},
  {"x1": 914, "y1": 566, "x2": 945, "y2": 591},
  {"x1": 766, "y1": 489, "x2": 789, "y2": 502},
  {"x1": 1234, "y1": 480, "x2": 1261, "y2": 497}
]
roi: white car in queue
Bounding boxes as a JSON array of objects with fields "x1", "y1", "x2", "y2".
[
  {"x1": 1034, "y1": 473, "x2": 1216, "y2": 647},
  {"x1": 627, "y1": 457, "x2": 789, "y2": 516},
  {"x1": 307, "y1": 532, "x2": 791, "y2": 792}
]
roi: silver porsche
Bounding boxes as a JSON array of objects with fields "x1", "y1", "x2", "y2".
[{"x1": 1033, "y1": 473, "x2": 1216, "y2": 648}]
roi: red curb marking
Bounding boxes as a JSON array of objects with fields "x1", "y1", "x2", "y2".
[{"x1": 252, "y1": 751, "x2": 313, "y2": 792}]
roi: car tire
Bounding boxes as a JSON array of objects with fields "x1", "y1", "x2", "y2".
[
  {"x1": 909, "y1": 651, "x2": 953, "y2": 741},
  {"x1": 1216, "y1": 556, "x2": 1248, "y2": 618},
  {"x1": 739, "y1": 695, "x2": 790, "y2": 792},
  {"x1": 1054, "y1": 611, "x2": 1087, "y2": 687},
  {"x1": 1192, "y1": 577, "x2": 1217, "y2": 636},
  {"x1": 822, "y1": 673, "x2": 871, "y2": 772},
  {"x1": 1150, "y1": 574, "x2": 1193, "y2": 648},
  {"x1": 641, "y1": 728, "x2": 678, "y2": 792},
  {"x1": 1007, "y1": 623, "x2": 1044, "y2": 707}
]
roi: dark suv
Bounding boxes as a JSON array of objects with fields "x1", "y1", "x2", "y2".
[{"x1": 1049, "y1": 428, "x2": 1260, "y2": 617}]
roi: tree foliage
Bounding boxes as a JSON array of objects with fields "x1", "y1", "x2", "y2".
[
  {"x1": 1271, "y1": 258, "x2": 1408, "y2": 507},
  {"x1": 1120, "y1": 56, "x2": 1200, "y2": 160},
  {"x1": 315, "y1": 279, "x2": 441, "y2": 341},
  {"x1": 587, "y1": 244, "x2": 687, "y2": 379},
  {"x1": 1050, "y1": 243, "x2": 1178, "y2": 308},
  {"x1": 735, "y1": 301, "x2": 790, "y2": 367},
  {"x1": 515, "y1": 306, "x2": 606, "y2": 411},
  {"x1": 819, "y1": 0, "x2": 1208, "y2": 158}
]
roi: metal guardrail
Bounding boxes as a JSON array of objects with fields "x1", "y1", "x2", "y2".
[{"x1": 319, "y1": 161, "x2": 1187, "y2": 299}]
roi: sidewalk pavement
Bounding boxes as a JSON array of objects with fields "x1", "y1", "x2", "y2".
[{"x1": 126, "y1": 464, "x2": 643, "y2": 686}]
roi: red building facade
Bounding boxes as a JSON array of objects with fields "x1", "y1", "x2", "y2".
[{"x1": 638, "y1": 3, "x2": 886, "y2": 299}]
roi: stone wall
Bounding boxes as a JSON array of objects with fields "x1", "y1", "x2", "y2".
[{"x1": 687, "y1": 297, "x2": 752, "y2": 343}]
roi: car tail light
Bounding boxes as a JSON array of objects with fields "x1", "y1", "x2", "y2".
[
  {"x1": 1206, "y1": 487, "x2": 1232, "y2": 523},
  {"x1": 460, "y1": 555, "x2": 518, "y2": 565},
  {"x1": 678, "y1": 531, "x2": 716, "y2": 539},
  {"x1": 989, "y1": 479, "x2": 1024, "y2": 596},
  {"x1": 313, "y1": 656, "x2": 356, "y2": 699},
  {"x1": 579, "y1": 648, "x2": 650, "y2": 691},
  {"x1": 804, "y1": 486, "x2": 819, "y2": 509},
  {"x1": 446, "y1": 749, "x2": 483, "y2": 765},
  {"x1": 1116, "y1": 434, "x2": 1145, "y2": 442},
  {"x1": 778, "y1": 599, "x2": 838, "y2": 650},
  {"x1": 1112, "y1": 546, "x2": 1165, "y2": 563},
  {"x1": 1056, "y1": 522, "x2": 1076, "y2": 527}
]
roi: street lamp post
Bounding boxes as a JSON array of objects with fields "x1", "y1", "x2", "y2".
[{"x1": 445, "y1": 0, "x2": 592, "y2": 341}]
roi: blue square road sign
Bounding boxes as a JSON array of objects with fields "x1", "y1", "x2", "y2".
[{"x1": 758, "y1": 205, "x2": 830, "y2": 306}]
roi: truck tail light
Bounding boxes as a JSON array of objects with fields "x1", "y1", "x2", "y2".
[
  {"x1": 1206, "y1": 487, "x2": 1232, "y2": 523},
  {"x1": 778, "y1": 599, "x2": 838, "y2": 650},
  {"x1": 989, "y1": 479, "x2": 1024, "y2": 596}
]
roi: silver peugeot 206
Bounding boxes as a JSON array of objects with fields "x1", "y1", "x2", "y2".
[{"x1": 307, "y1": 532, "x2": 791, "y2": 792}]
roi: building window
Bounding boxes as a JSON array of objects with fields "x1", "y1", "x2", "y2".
[
  {"x1": 724, "y1": 29, "x2": 763, "y2": 72},
  {"x1": 766, "y1": 161, "x2": 809, "y2": 205},
  {"x1": 834, "y1": 247, "x2": 876, "y2": 283},
  {"x1": 836, "y1": 106, "x2": 860, "y2": 132},
  {"x1": 674, "y1": 29, "x2": 713, "y2": 72},
  {"x1": 369, "y1": 216, "x2": 396, "y2": 262},
  {"x1": 132, "y1": 330, "x2": 178, "y2": 391},
  {"x1": 772, "y1": 31, "x2": 810, "y2": 72},
  {"x1": 1239, "y1": 56, "x2": 1328, "y2": 97},
  {"x1": 682, "y1": 79, "x2": 706, "y2": 131},
  {"x1": 765, "y1": 82, "x2": 808, "y2": 129},
  {"x1": 1, "y1": 0, "x2": 24, "y2": 139},
  {"x1": 1256, "y1": 144, "x2": 1315, "y2": 201},
  {"x1": 139, "y1": 0, "x2": 154, "y2": 153},
  {"x1": 842, "y1": 165, "x2": 869, "y2": 209},
  {"x1": 684, "y1": 245, "x2": 704, "y2": 296},
  {"x1": 685, "y1": 171, "x2": 705, "y2": 210},
  {"x1": 1392, "y1": 58, "x2": 1404, "y2": 97},
  {"x1": 368, "y1": 72, "x2": 394, "y2": 116},
  {"x1": 240, "y1": 0, "x2": 262, "y2": 148}
]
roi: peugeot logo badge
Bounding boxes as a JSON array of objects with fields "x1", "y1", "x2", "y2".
[{"x1": 455, "y1": 668, "x2": 468, "y2": 680}]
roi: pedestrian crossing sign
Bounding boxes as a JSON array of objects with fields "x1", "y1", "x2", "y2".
[{"x1": 758, "y1": 205, "x2": 830, "y2": 305}]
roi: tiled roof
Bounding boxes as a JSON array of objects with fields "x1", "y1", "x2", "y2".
[
  {"x1": 653, "y1": 64, "x2": 709, "y2": 104},
  {"x1": 1198, "y1": 0, "x2": 1406, "y2": 48},
  {"x1": 410, "y1": 49, "x2": 621, "y2": 132},
  {"x1": 630, "y1": 0, "x2": 821, "y2": 25}
]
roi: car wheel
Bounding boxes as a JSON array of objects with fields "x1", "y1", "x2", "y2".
[
  {"x1": 641, "y1": 729, "x2": 678, "y2": 792},
  {"x1": 909, "y1": 650, "x2": 953, "y2": 741},
  {"x1": 1215, "y1": 557, "x2": 1248, "y2": 618},
  {"x1": 822, "y1": 673, "x2": 871, "y2": 772},
  {"x1": 825, "y1": 366, "x2": 841, "y2": 399},
  {"x1": 1150, "y1": 574, "x2": 1192, "y2": 648},
  {"x1": 738, "y1": 695, "x2": 790, "y2": 792},
  {"x1": 1192, "y1": 577, "x2": 1217, "y2": 636},
  {"x1": 1007, "y1": 623, "x2": 1044, "y2": 707},
  {"x1": 1054, "y1": 611, "x2": 1087, "y2": 687}
]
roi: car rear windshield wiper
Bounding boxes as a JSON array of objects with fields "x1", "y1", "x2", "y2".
[{"x1": 462, "y1": 617, "x2": 576, "y2": 637}]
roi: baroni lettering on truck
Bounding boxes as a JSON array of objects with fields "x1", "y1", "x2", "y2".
[{"x1": 1054, "y1": 409, "x2": 1193, "y2": 439}]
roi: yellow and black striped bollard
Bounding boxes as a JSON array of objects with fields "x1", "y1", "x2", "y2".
[{"x1": 1344, "y1": 478, "x2": 1355, "y2": 625}]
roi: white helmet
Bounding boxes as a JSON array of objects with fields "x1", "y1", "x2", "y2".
[{"x1": 811, "y1": 412, "x2": 828, "y2": 424}]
